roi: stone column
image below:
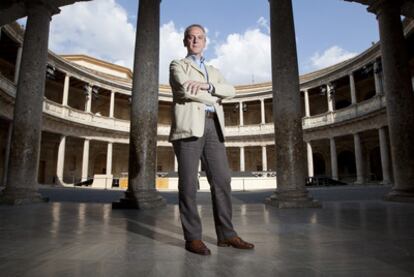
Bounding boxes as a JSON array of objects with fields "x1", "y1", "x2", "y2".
[
  {"x1": 378, "y1": 127, "x2": 391, "y2": 185},
  {"x1": 56, "y1": 135, "x2": 66, "y2": 185},
  {"x1": 113, "y1": 0, "x2": 165, "y2": 209},
  {"x1": 2, "y1": 123, "x2": 12, "y2": 187},
  {"x1": 349, "y1": 72, "x2": 357, "y2": 104},
  {"x1": 411, "y1": 76, "x2": 414, "y2": 91},
  {"x1": 239, "y1": 101, "x2": 244, "y2": 126},
  {"x1": 81, "y1": 139, "x2": 90, "y2": 182},
  {"x1": 266, "y1": 0, "x2": 319, "y2": 208},
  {"x1": 353, "y1": 133, "x2": 364, "y2": 184},
  {"x1": 369, "y1": 1, "x2": 414, "y2": 201},
  {"x1": 260, "y1": 99, "x2": 266, "y2": 124},
  {"x1": 373, "y1": 59, "x2": 384, "y2": 95},
  {"x1": 62, "y1": 74, "x2": 70, "y2": 106},
  {"x1": 304, "y1": 89, "x2": 310, "y2": 117},
  {"x1": 0, "y1": 3, "x2": 59, "y2": 204},
  {"x1": 85, "y1": 84, "x2": 92, "y2": 113},
  {"x1": 240, "y1": 146, "x2": 245, "y2": 172},
  {"x1": 106, "y1": 142, "x2": 113, "y2": 175},
  {"x1": 262, "y1": 146, "x2": 267, "y2": 171},
  {"x1": 14, "y1": 46, "x2": 23, "y2": 84},
  {"x1": 330, "y1": 137, "x2": 338, "y2": 180},
  {"x1": 109, "y1": 90, "x2": 115, "y2": 118},
  {"x1": 327, "y1": 84, "x2": 335, "y2": 112},
  {"x1": 174, "y1": 155, "x2": 178, "y2": 172},
  {"x1": 306, "y1": 141, "x2": 314, "y2": 178}
]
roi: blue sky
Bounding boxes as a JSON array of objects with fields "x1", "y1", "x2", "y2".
[{"x1": 46, "y1": 0, "x2": 379, "y2": 85}]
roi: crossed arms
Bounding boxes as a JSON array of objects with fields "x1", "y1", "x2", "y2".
[{"x1": 169, "y1": 60, "x2": 236, "y2": 105}]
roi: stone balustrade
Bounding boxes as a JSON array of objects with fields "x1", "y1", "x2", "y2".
[
  {"x1": 1, "y1": 74, "x2": 388, "y2": 137},
  {"x1": 302, "y1": 94, "x2": 386, "y2": 129}
]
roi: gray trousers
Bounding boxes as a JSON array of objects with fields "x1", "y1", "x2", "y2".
[{"x1": 172, "y1": 115, "x2": 237, "y2": 241}]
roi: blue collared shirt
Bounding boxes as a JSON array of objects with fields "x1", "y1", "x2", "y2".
[{"x1": 187, "y1": 55, "x2": 215, "y2": 112}]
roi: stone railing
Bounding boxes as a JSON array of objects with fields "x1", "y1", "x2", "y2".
[
  {"x1": 1, "y1": 74, "x2": 387, "y2": 136},
  {"x1": 43, "y1": 99, "x2": 131, "y2": 132},
  {"x1": 226, "y1": 123, "x2": 274, "y2": 137},
  {"x1": 302, "y1": 94, "x2": 386, "y2": 129},
  {"x1": 0, "y1": 74, "x2": 16, "y2": 97}
]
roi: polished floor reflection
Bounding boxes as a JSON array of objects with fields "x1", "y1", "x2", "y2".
[{"x1": 1, "y1": 187, "x2": 414, "y2": 276}]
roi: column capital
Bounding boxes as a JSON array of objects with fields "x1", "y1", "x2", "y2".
[
  {"x1": 367, "y1": 0, "x2": 403, "y2": 15},
  {"x1": 25, "y1": 0, "x2": 61, "y2": 17}
]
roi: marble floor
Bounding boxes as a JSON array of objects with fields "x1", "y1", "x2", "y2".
[{"x1": 1, "y1": 186, "x2": 414, "y2": 276}]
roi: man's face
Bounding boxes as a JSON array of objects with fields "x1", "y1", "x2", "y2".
[{"x1": 184, "y1": 27, "x2": 206, "y2": 57}]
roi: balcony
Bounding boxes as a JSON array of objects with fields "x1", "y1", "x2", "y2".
[{"x1": 302, "y1": 94, "x2": 386, "y2": 130}]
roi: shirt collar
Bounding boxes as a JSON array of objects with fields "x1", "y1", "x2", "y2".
[{"x1": 186, "y1": 54, "x2": 205, "y2": 67}]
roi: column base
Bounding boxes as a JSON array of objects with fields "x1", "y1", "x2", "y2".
[
  {"x1": 265, "y1": 189, "x2": 321, "y2": 208},
  {"x1": 380, "y1": 180, "x2": 392, "y2": 186},
  {"x1": 384, "y1": 188, "x2": 414, "y2": 203},
  {"x1": 0, "y1": 187, "x2": 48, "y2": 205},
  {"x1": 113, "y1": 190, "x2": 166, "y2": 209}
]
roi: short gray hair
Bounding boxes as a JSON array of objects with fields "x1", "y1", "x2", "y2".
[{"x1": 184, "y1": 24, "x2": 206, "y2": 39}]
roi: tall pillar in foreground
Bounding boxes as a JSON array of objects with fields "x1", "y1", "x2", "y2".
[
  {"x1": 0, "y1": 2, "x2": 59, "y2": 204},
  {"x1": 266, "y1": 0, "x2": 319, "y2": 208},
  {"x1": 369, "y1": 1, "x2": 414, "y2": 201},
  {"x1": 113, "y1": 0, "x2": 165, "y2": 209}
]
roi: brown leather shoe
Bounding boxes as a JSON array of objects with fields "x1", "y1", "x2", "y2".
[
  {"x1": 217, "y1": 236, "x2": 254, "y2": 249},
  {"x1": 185, "y1": 240, "x2": 211, "y2": 255}
]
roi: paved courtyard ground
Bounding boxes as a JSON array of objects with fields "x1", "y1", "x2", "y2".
[{"x1": 1, "y1": 185, "x2": 414, "y2": 276}]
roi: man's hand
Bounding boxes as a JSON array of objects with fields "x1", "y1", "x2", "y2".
[{"x1": 183, "y1": 80, "x2": 210, "y2": 95}]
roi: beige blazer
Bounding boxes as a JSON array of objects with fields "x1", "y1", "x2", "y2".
[{"x1": 169, "y1": 58, "x2": 235, "y2": 141}]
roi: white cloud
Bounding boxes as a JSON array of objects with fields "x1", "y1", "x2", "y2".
[
  {"x1": 308, "y1": 46, "x2": 357, "y2": 70},
  {"x1": 49, "y1": 5, "x2": 272, "y2": 85},
  {"x1": 49, "y1": 1, "x2": 189, "y2": 84},
  {"x1": 50, "y1": 0, "x2": 136, "y2": 69},
  {"x1": 209, "y1": 28, "x2": 271, "y2": 85},
  {"x1": 159, "y1": 21, "x2": 186, "y2": 84},
  {"x1": 257, "y1": 17, "x2": 270, "y2": 34}
]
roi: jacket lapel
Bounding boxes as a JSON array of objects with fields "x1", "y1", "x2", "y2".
[{"x1": 183, "y1": 58, "x2": 206, "y2": 79}]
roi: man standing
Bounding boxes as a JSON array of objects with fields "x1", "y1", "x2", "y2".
[{"x1": 169, "y1": 24, "x2": 254, "y2": 255}]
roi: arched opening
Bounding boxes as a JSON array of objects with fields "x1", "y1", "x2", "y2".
[
  {"x1": 335, "y1": 99, "x2": 351, "y2": 110},
  {"x1": 93, "y1": 153, "x2": 107, "y2": 175},
  {"x1": 369, "y1": 147, "x2": 382, "y2": 181},
  {"x1": 338, "y1": 150, "x2": 356, "y2": 181},
  {"x1": 313, "y1": 153, "x2": 326, "y2": 176},
  {"x1": 363, "y1": 90, "x2": 376, "y2": 101}
]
